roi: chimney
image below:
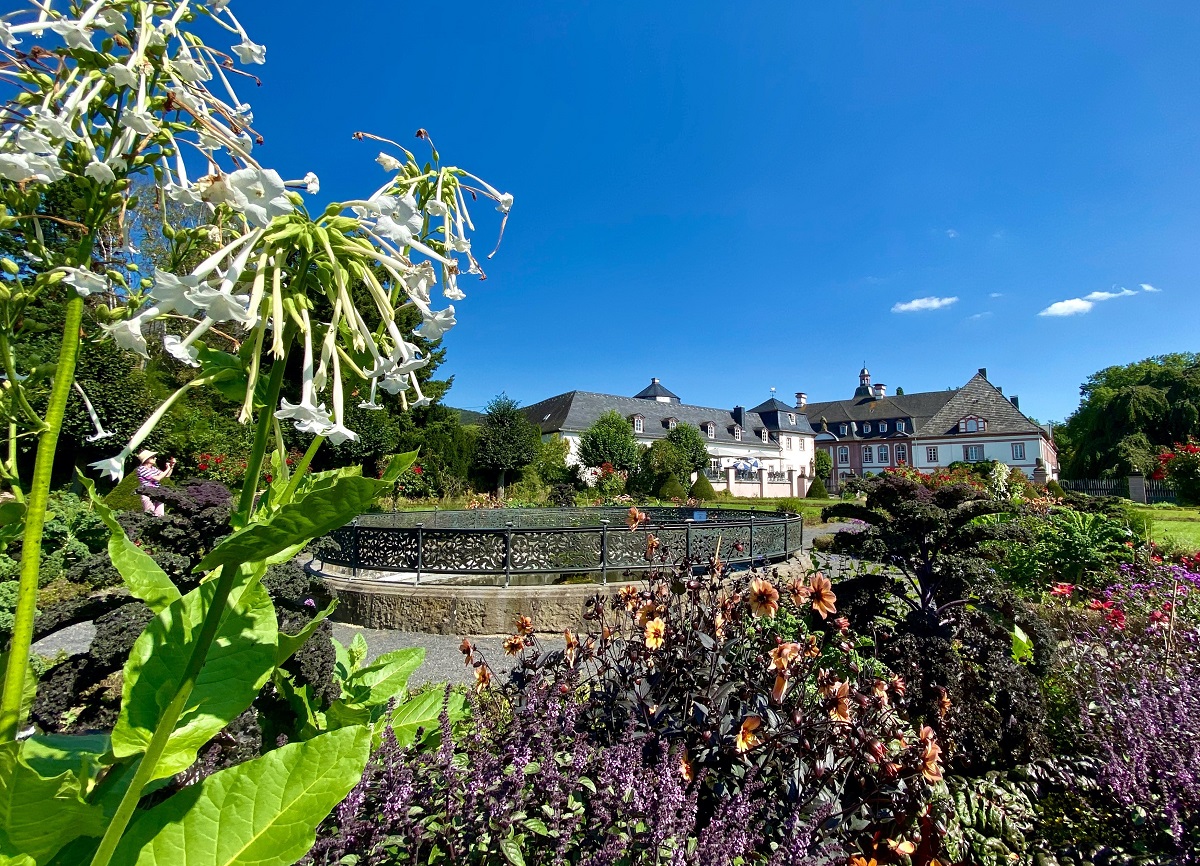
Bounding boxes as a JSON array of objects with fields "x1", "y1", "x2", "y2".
[
  {"x1": 978, "y1": 367, "x2": 988, "y2": 380},
  {"x1": 733, "y1": 406, "x2": 745, "y2": 427},
  {"x1": 873, "y1": 383, "x2": 886, "y2": 399},
  {"x1": 795, "y1": 392, "x2": 808, "y2": 410},
  {"x1": 1009, "y1": 395, "x2": 1020, "y2": 410}
]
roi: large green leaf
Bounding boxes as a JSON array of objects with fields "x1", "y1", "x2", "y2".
[
  {"x1": 343, "y1": 648, "x2": 424, "y2": 709},
  {"x1": 197, "y1": 474, "x2": 391, "y2": 572},
  {"x1": 110, "y1": 726, "x2": 371, "y2": 866},
  {"x1": 21, "y1": 734, "x2": 109, "y2": 791},
  {"x1": 80, "y1": 476, "x2": 179, "y2": 613},
  {"x1": 389, "y1": 689, "x2": 464, "y2": 748},
  {"x1": 112, "y1": 580, "x2": 277, "y2": 781},
  {"x1": 0, "y1": 742, "x2": 105, "y2": 864}
]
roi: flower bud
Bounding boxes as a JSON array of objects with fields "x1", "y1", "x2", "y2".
[{"x1": 0, "y1": 258, "x2": 17, "y2": 276}]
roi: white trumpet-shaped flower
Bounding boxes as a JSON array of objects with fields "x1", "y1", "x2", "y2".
[
  {"x1": 84, "y1": 160, "x2": 116, "y2": 184},
  {"x1": 61, "y1": 267, "x2": 107, "y2": 297},
  {"x1": 204, "y1": 167, "x2": 292, "y2": 227},
  {"x1": 149, "y1": 270, "x2": 201, "y2": 315},
  {"x1": 119, "y1": 109, "x2": 158, "y2": 135},
  {"x1": 73, "y1": 382, "x2": 113, "y2": 442},
  {"x1": 186, "y1": 286, "x2": 252, "y2": 325},
  {"x1": 107, "y1": 63, "x2": 138, "y2": 88},
  {"x1": 89, "y1": 449, "x2": 132, "y2": 482},
  {"x1": 163, "y1": 334, "x2": 200, "y2": 367},
  {"x1": 105, "y1": 315, "x2": 151, "y2": 357},
  {"x1": 0, "y1": 22, "x2": 19, "y2": 49},
  {"x1": 233, "y1": 39, "x2": 266, "y2": 65},
  {"x1": 376, "y1": 152, "x2": 403, "y2": 172},
  {"x1": 418, "y1": 305, "x2": 457, "y2": 340}
]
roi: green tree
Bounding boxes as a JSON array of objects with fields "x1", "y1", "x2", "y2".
[
  {"x1": 814, "y1": 449, "x2": 833, "y2": 480},
  {"x1": 1059, "y1": 354, "x2": 1200, "y2": 478},
  {"x1": 474, "y1": 395, "x2": 540, "y2": 496},
  {"x1": 665, "y1": 423, "x2": 710, "y2": 474},
  {"x1": 578, "y1": 411, "x2": 640, "y2": 472}
]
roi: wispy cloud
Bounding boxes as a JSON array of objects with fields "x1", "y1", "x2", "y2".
[
  {"x1": 892, "y1": 296, "x2": 959, "y2": 313},
  {"x1": 967, "y1": 312, "x2": 992, "y2": 321},
  {"x1": 989, "y1": 292, "x2": 1004, "y2": 298},
  {"x1": 945, "y1": 229, "x2": 959, "y2": 239},
  {"x1": 1039, "y1": 298, "x2": 1095, "y2": 317},
  {"x1": 1039, "y1": 283, "x2": 1158, "y2": 318}
]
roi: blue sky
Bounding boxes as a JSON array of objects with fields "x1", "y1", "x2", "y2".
[{"x1": 233, "y1": 1, "x2": 1200, "y2": 422}]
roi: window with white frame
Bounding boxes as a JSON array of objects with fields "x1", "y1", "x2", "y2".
[
  {"x1": 837, "y1": 446, "x2": 849, "y2": 465},
  {"x1": 785, "y1": 436, "x2": 793, "y2": 450},
  {"x1": 959, "y1": 416, "x2": 987, "y2": 434},
  {"x1": 787, "y1": 413, "x2": 796, "y2": 424},
  {"x1": 878, "y1": 444, "x2": 890, "y2": 464},
  {"x1": 897, "y1": 420, "x2": 906, "y2": 433},
  {"x1": 926, "y1": 446, "x2": 939, "y2": 463},
  {"x1": 1012, "y1": 442, "x2": 1025, "y2": 461},
  {"x1": 839, "y1": 424, "x2": 848, "y2": 436},
  {"x1": 761, "y1": 429, "x2": 769, "y2": 444},
  {"x1": 965, "y1": 444, "x2": 983, "y2": 462},
  {"x1": 879, "y1": 421, "x2": 887, "y2": 433},
  {"x1": 862, "y1": 445, "x2": 874, "y2": 463},
  {"x1": 863, "y1": 422, "x2": 871, "y2": 433},
  {"x1": 667, "y1": 418, "x2": 677, "y2": 429},
  {"x1": 798, "y1": 437, "x2": 805, "y2": 451},
  {"x1": 705, "y1": 423, "x2": 715, "y2": 439},
  {"x1": 632, "y1": 416, "x2": 643, "y2": 433},
  {"x1": 733, "y1": 426, "x2": 742, "y2": 441},
  {"x1": 896, "y1": 444, "x2": 908, "y2": 464}
]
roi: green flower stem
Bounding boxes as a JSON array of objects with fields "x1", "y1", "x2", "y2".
[
  {"x1": 89, "y1": 346, "x2": 291, "y2": 866},
  {"x1": 0, "y1": 292, "x2": 84, "y2": 741},
  {"x1": 280, "y1": 434, "x2": 324, "y2": 505},
  {"x1": 236, "y1": 330, "x2": 293, "y2": 522},
  {"x1": 0, "y1": 332, "x2": 47, "y2": 430}
]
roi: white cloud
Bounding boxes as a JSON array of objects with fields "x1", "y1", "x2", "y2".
[
  {"x1": 1039, "y1": 298, "x2": 1094, "y2": 317},
  {"x1": 989, "y1": 292, "x2": 1004, "y2": 298},
  {"x1": 945, "y1": 229, "x2": 959, "y2": 239},
  {"x1": 967, "y1": 312, "x2": 992, "y2": 321},
  {"x1": 1083, "y1": 287, "x2": 1137, "y2": 302},
  {"x1": 1140, "y1": 283, "x2": 1161, "y2": 292},
  {"x1": 891, "y1": 296, "x2": 959, "y2": 313}
]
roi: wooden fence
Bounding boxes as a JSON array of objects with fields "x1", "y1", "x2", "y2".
[{"x1": 1060, "y1": 477, "x2": 1176, "y2": 505}]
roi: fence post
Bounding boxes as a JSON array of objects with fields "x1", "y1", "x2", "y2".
[
  {"x1": 749, "y1": 513, "x2": 755, "y2": 565},
  {"x1": 1128, "y1": 473, "x2": 1147, "y2": 505},
  {"x1": 600, "y1": 519, "x2": 609, "y2": 586},
  {"x1": 685, "y1": 518, "x2": 694, "y2": 563},
  {"x1": 783, "y1": 515, "x2": 789, "y2": 556},
  {"x1": 352, "y1": 519, "x2": 359, "y2": 579},
  {"x1": 504, "y1": 521, "x2": 513, "y2": 589},
  {"x1": 415, "y1": 523, "x2": 423, "y2": 586}
]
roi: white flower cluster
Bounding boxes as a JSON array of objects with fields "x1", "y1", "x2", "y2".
[{"x1": 0, "y1": 3, "x2": 512, "y2": 481}]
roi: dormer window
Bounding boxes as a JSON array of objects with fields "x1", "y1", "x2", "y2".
[
  {"x1": 839, "y1": 424, "x2": 848, "y2": 436},
  {"x1": 787, "y1": 413, "x2": 796, "y2": 424},
  {"x1": 667, "y1": 417, "x2": 677, "y2": 429},
  {"x1": 863, "y1": 422, "x2": 872, "y2": 434},
  {"x1": 897, "y1": 420, "x2": 906, "y2": 433},
  {"x1": 733, "y1": 425, "x2": 742, "y2": 441},
  {"x1": 761, "y1": 429, "x2": 769, "y2": 444},
  {"x1": 958, "y1": 415, "x2": 987, "y2": 434},
  {"x1": 631, "y1": 414, "x2": 644, "y2": 433},
  {"x1": 879, "y1": 421, "x2": 887, "y2": 433},
  {"x1": 704, "y1": 422, "x2": 715, "y2": 439}
]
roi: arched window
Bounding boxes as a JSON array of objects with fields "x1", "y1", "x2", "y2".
[
  {"x1": 733, "y1": 426, "x2": 742, "y2": 441},
  {"x1": 705, "y1": 423, "x2": 715, "y2": 439},
  {"x1": 632, "y1": 416, "x2": 644, "y2": 433}
]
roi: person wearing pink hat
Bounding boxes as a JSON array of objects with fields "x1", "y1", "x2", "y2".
[{"x1": 135, "y1": 449, "x2": 175, "y2": 516}]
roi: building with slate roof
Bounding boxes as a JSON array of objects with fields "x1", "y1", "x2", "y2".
[
  {"x1": 522, "y1": 379, "x2": 819, "y2": 497},
  {"x1": 806, "y1": 367, "x2": 1058, "y2": 489}
]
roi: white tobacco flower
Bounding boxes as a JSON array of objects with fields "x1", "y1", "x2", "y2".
[
  {"x1": 165, "y1": 182, "x2": 201, "y2": 205},
  {"x1": 401, "y1": 263, "x2": 435, "y2": 304},
  {"x1": 410, "y1": 396, "x2": 432, "y2": 409},
  {"x1": 62, "y1": 268, "x2": 107, "y2": 297},
  {"x1": 150, "y1": 271, "x2": 201, "y2": 315},
  {"x1": 496, "y1": 192, "x2": 514, "y2": 213},
  {"x1": 73, "y1": 382, "x2": 114, "y2": 442},
  {"x1": 377, "y1": 372, "x2": 409, "y2": 395},
  {"x1": 425, "y1": 197, "x2": 450, "y2": 217},
  {"x1": 211, "y1": 167, "x2": 292, "y2": 227},
  {"x1": 303, "y1": 172, "x2": 319, "y2": 194},
  {"x1": 443, "y1": 281, "x2": 465, "y2": 301},
  {"x1": 171, "y1": 57, "x2": 210, "y2": 83},
  {"x1": 49, "y1": 20, "x2": 95, "y2": 51},
  {"x1": 373, "y1": 214, "x2": 415, "y2": 246},
  {"x1": 163, "y1": 334, "x2": 201, "y2": 367},
  {"x1": 275, "y1": 398, "x2": 331, "y2": 428},
  {"x1": 84, "y1": 160, "x2": 116, "y2": 184},
  {"x1": 94, "y1": 8, "x2": 127, "y2": 34},
  {"x1": 419, "y1": 305, "x2": 457, "y2": 340},
  {"x1": 322, "y1": 422, "x2": 358, "y2": 446},
  {"x1": 30, "y1": 107, "x2": 80, "y2": 143},
  {"x1": 89, "y1": 449, "x2": 132, "y2": 483},
  {"x1": 232, "y1": 39, "x2": 266, "y2": 65},
  {"x1": 107, "y1": 63, "x2": 138, "y2": 89},
  {"x1": 186, "y1": 287, "x2": 253, "y2": 324},
  {"x1": 0, "y1": 151, "x2": 63, "y2": 184},
  {"x1": 0, "y1": 22, "x2": 19, "y2": 48},
  {"x1": 376, "y1": 152, "x2": 403, "y2": 172},
  {"x1": 120, "y1": 110, "x2": 158, "y2": 135},
  {"x1": 105, "y1": 316, "x2": 150, "y2": 357}
]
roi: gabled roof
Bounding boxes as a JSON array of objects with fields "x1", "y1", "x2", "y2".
[
  {"x1": 521, "y1": 390, "x2": 815, "y2": 448},
  {"x1": 633, "y1": 378, "x2": 680, "y2": 401},
  {"x1": 804, "y1": 391, "x2": 954, "y2": 440},
  {"x1": 922, "y1": 373, "x2": 1044, "y2": 436}
]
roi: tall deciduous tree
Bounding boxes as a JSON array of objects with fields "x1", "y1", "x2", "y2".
[
  {"x1": 475, "y1": 395, "x2": 540, "y2": 496},
  {"x1": 578, "y1": 410, "x2": 640, "y2": 473},
  {"x1": 665, "y1": 423, "x2": 711, "y2": 474}
]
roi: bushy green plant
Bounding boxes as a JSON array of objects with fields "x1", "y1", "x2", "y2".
[
  {"x1": 1158, "y1": 441, "x2": 1200, "y2": 505},
  {"x1": 814, "y1": 448, "x2": 833, "y2": 481},
  {"x1": 656, "y1": 475, "x2": 688, "y2": 501},
  {"x1": 774, "y1": 497, "x2": 804, "y2": 514},
  {"x1": 807, "y1": 476, "x2": 829, "y2": 498},
  {"x1": 688, "y1": 473, "x2": 717, "y2": 501},
  {"x1": 578, "y1": 411, "x2": 640, "y2": 472}
]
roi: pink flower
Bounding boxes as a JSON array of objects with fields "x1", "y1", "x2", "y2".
[{"x1": 1050, "y1": 583, "x2": 1074, "y2": 597}]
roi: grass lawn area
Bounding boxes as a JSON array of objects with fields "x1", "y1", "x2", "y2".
[{"x1": 1134, "y1": 505, "x2": 1200, "y2": 550}]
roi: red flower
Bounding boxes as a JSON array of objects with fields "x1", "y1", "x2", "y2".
[
  {"x1": 214, "y1": 455, "x2": 224, "y2": 464},
  {"x1": 413, "y1": 465, "x2": 423, "y2": 475},
  {"x1": 1105, "y1": 608, "x2": 1126, "y2": 630},
  {"x1": 1050, "y1": 583, "x2": 1074, "y2": 597},
  {"x1": 1089, "y1": 599, "x2": 1114, "y2": 610}
]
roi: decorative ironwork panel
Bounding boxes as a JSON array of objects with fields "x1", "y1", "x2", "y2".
[
  {"x1": 356, "y1": 527, "x2": 418, "y2": 570},
  {"x1": 420, "y1": 529, "x2": 507, "y2": 573},
  {"x1": 510, "y1": 529, "x2": 601, "y2": 571},
  {"x1": 754, "y1": 522, "x2": 786, "y2": 557}
]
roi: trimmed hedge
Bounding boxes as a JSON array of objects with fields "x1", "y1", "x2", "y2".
[
  {"x1": 689, "y1": 474, "x2": 717, "y2": 501},
  {"x1": 807, "y1": 476, "x2": 829, "y2": 499},
  {"x1": 657, "y1": 476, "x2": 688, "y2": 501}
]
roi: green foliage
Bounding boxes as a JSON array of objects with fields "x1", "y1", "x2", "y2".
[
  {"x1": 688, "y1": 473, "x2": 717, "y2": 501},
  {"x1": 656, "y1": 475, "x2": 688, "y2": 500},
  {"x1": 109, "y1": 726, "x2": 372, "y2": 866},
  {"x1": 1161, "y1": 442, "x2": 1200, "y2": 506},
  {"x1": 1058, "y1": 353, "x2": 1200, "y2": 478},
  {"x1": 104, "y1": 473, "x2": 145, "y2": 512},
  {"x1": 531, "y1": 434, "x2": 574, "y2": 487},
  {"x1": 807, "y1": 475, "x2": 829, "y2": 499},
  {"x1": 664, "y1": 424, "x2": 710, "y2": 473},
  {"x1": 577, "y1": 411, "x2": 639, "y2": 472},
  {"x1": 644, "y1": 439, "x2": 689, "y2": 486},
  {"x1": 814, "y1": 449, "x2": 833, "y2": 480},
  {"x1": 0, "y1": 739, "x2": 106, "y2": 863},
  {"x1": 474, "y1": 395, "x2": 540, "y2": 492},
  {"x1": 774, "y1": 497, "x2": 804, "y2": 514},
  {"x1": 1046, "y1": 479, "x2": 1065, "y2": 498}
]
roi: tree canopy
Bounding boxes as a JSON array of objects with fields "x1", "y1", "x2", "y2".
[
  {"x1": 665, "y1": 424, "x2": 711, "y2": 473},
  {"x1": 1058, "y1": 353, "x2": 1200, "y2": 478},
  {"x1": 474, "y1": 395, "x2": 540, "y2": 493},
  {"x1": 577, "y1": 411, "x2": 640, "y2": 472}
]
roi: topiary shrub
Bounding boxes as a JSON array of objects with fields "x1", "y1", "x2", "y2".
[
  {"x1": 1045, "y1": 479, "x2": 1065, "y2": 499},
  {"x1": 688, "y1": 473, "x2": 717, "y2": 501},
  {"x1": 656, "y1": 475, "x2": 688, "y2": 501},
  {"x1": 807, "y1": 476, "x2": 829, "y2": 499}
]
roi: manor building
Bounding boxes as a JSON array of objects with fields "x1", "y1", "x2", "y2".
[
  {"x1": 522, "y1": 379, "x2": 818, "y2": 498},
  {"x1": 806, "y1": 367, "x2": 1058, "y2": 490}
]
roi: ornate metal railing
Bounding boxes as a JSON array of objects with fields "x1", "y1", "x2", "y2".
[{"x1": 317, "y1": 506, "x2": 804, "y2": 587}]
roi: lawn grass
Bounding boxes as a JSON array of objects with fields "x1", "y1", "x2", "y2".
[{"x1": 1133, "y1": 505, "x2": 1200, "y2": 550}]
